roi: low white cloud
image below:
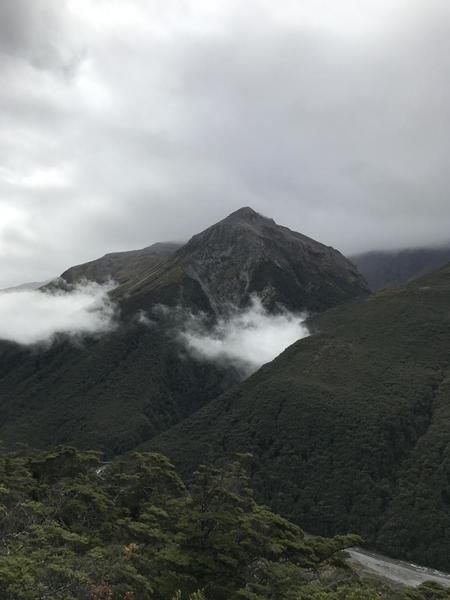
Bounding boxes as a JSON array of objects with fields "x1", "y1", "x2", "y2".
[
  {"x1": 0, "y1": 281, "x2": 116, "y2": 345},
  {"x1": 180, "y1": 297, "x2": 309, "y2": 376}
]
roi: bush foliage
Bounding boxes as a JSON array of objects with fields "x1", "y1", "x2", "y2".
[{"x1": 0, "y1": 446, "x2": 447, "y2": 599}]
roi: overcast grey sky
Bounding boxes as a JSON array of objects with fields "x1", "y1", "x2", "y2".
[{"x1": 1, "y1": 0, "x2": 450, "y2": 286}]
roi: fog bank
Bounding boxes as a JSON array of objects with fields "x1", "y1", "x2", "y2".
[
  {"x1": 180, "y1": 298, "x2": 309, "y2": 376},
  {"x1": 0, "y1": 281, "x2": 116, "y2": 345}
]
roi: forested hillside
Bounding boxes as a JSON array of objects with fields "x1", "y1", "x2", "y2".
[
  {"x1": 0, "y1": 314, "x2": 232, "y2": 454},
  {"x1": 151, "y1": 263, "x2": 450, "y2": 570}
]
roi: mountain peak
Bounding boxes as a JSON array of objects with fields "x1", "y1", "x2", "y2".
[
  {"x1": 226, "y1": 206, "x2": 264, "y2": 219},
  {"x1": 175, "y1": 208, "x2": 368, "y2": 313},
  {"x1": 221, "y1": 207, "x2": 275, "y2": 228},
  {"x1": 229, "y1": 206, "x2": 258, "y2": 217}
]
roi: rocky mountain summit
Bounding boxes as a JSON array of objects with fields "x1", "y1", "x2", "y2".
[
  {"x1": 175, "y1": 207, "x2": 368, "y2": 313},
  {"x1": 62, "y1": 207, "x2": 368, "y2": 315}
]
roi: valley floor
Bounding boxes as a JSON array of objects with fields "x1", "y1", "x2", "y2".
[{"x1": 348, "y1": 547, "x2": 450, "y2": 588}]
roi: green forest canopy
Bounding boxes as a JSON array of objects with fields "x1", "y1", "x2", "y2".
[{"x1": 0, "y1": 446, "x2": 448, "y2": 600}]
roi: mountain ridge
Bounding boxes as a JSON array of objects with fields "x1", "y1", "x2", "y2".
[
  {"x1": 60, "y1": 241, "x2": 183, "y2": 287},
  {"x1": 0, "y1": 208, "x2": 367, "y2": 455},
  {"x1": 57, "y1": 206, "x2": 368, "y2": 316}
]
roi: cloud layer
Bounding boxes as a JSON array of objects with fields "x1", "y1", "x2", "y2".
[
  {"x1": 0, "y1": 282, "x2": 116, "y2": 345},
  {"x1": 2, "y1": 1, "x2": 450, "y2": 286},
  {"x1": 180, "y1": 298, "x2": 309, "y2": 376}
]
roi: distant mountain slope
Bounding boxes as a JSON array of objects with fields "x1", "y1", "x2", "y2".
[
  {"x1": 0, "y1": 208, "x2": 367, "y2": 454},
  {"x1": 61, "y1": 241, "x2": 182, "y2": 286},
  {"x1": 351, "y1": 246, "x2": 450, "y2": 290},
  {"x1": 150, "y1": 262, "x2": 450, "y2": 570},
  {"x1": 1, "y1": 281, "x2": 50, "y2": 292}
]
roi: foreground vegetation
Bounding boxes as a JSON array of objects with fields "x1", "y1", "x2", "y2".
[{"x1": 0, "y1": 446, "x2": 447, "y2": 599}]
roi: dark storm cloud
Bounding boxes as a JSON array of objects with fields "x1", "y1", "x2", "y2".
[{"x1": 1, "y1": 0, "x2": 450, "y2": 286}]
